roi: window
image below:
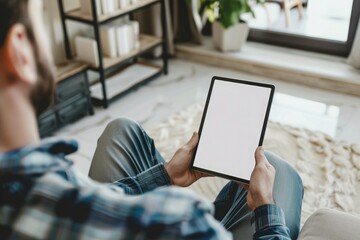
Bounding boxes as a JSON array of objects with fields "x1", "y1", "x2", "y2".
[{"x1": 247, "y1": 0, "x2": 360, "y2": 56}]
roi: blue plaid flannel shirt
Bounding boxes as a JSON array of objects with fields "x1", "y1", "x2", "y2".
[{"x1": 0, "y1": 139, "x2": 291, "y2": 239}]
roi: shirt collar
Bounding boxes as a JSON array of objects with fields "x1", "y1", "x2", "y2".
[{"x1": 0, "y1": 139, "x2": 78, "y2": 178}]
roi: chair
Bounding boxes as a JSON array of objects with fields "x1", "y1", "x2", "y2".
[{"x1": 266, "y1": 0, "x2": 303, "y2": 27}]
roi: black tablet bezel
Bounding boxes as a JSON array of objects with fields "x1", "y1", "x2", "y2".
[{"x1": 191, "y1": 76, "x2": 275, "y2": 184}]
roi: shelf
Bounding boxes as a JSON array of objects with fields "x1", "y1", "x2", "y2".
[
  {"x1": 56, "y1": 61, "x2": 88, "y2": 83},
  {"x1": 73, "y1": 35, "x2": 162, "y2": 71},
  {"x1": 102, "y1": 34, "x2": 162, "y2": 69},
  {"x1": 90, "y1": 62, "x2": 162, "y2": 103},
  {"x1": 58, "y1": 0, "x2": 168, "y2": 108},
  {"x1": 65, "y1": 0, "x2": 160, "y2": 24}
]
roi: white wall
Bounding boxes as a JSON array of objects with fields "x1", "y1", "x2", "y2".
[{"x1": 43, "y1": 0, "x2": 92, "y2": 64}]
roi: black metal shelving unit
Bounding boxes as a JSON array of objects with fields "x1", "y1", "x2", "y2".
[{"x1": 57, "y1": 0, "x2": 168, "y2": 108}]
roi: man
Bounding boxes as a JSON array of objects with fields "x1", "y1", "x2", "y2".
[{"x1": 0, "y1": 0, "x2": 303, "y2": 239}]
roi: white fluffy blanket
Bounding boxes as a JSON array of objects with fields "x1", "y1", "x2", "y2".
[{"x1": 146, "y1": 102, "x2": 360, "y2": 225}]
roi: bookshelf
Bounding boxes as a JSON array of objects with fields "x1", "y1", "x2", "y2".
[
  {"x1": 57, "y1": 0, "x2": 168, "y2": 108},
  {"x1": 64, "y1": 0, "x2": 160, "y2": 23}
]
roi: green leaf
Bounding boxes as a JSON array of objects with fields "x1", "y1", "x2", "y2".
[
  {"x1": 203, "y1": 0, "x2": 259, "y2": 28},
  {"x1": 206, "y1": 8, "x2": 216, "y2": 22}
]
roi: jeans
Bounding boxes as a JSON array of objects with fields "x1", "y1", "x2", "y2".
[{"x1": 89, "y1": 118, "x2": 303, "y2": 239}]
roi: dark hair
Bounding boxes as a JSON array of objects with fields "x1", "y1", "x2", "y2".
[
  {"x1": 0, "y1": 0, "x2": 55, "y2": 116},
  {"x1": 0, "y1": 0, "x2": 35, "y2": 47}
]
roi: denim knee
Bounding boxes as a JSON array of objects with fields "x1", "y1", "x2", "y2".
[
  {"x1": 265, "y1": 151, "x2": 304, "y2": 196},
  {"x1": 107, "y1": 118, "x2": 139, "y2": 131},
  {"x1": 99, "y1": 118, "x2": 141, "y2": 143}
]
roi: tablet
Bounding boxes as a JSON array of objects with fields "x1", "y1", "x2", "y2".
[{"x1": 191, "y1": 76, "x2": 275, "y2": 184}]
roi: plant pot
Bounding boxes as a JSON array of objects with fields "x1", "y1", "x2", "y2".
[{"x1": 212, "y1": 21, "x2": 249, "y2": 52}]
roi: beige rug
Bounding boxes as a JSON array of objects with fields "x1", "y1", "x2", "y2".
[{"x1": 146, "y1": 102, "x2": 360, "y2": 225}]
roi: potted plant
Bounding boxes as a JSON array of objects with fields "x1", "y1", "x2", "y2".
[{"x1": 199, "y1": 0, "x2": 263, "y2": 51}]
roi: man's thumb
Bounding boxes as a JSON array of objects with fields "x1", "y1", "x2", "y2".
[
  {"x1": 188, "y1": 132, "x2": 199, "y2": 147},
  {"x1": 255, "y1": 147, "x2": 265, "y2": 165}
]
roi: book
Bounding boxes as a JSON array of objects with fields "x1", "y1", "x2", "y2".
[
  {"x1": 119, "y1": 0, "x2": 130, "y2": 9},
  {"x1": 113, "y1": 0, "x2": 120, "y2": 10},
  {"x1": 115, "y1": 25, "x2": 130, "y2": 56},
  {"x1": 117, "y1": 21, "x2": 141, "y2": 56},
  {"x1": 75, "y1": 36, "x2": 99, "y2": 67},
  {"x1": 101, "y1": 0, "x2": 116, "y2": 15},
  {"x1": 125, "y1": 23, "x2": 135, "y2": 52},
  {"x1": 96, "y1": 0, "x2": 102, "y2": 16},
  {"x1": 129, "y1": 21, "x2": 140, "y2": 49},
  {"x1": 100, "y1": 25, "x2": 117, "y2": 58}
]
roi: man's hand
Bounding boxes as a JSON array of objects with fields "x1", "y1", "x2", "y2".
[
  {"x1": 165, "y1": 132, "x2": 208, "y2": 187},
  {"x1": 241, "y1": 147, "x2": 276, "y2": 210}
]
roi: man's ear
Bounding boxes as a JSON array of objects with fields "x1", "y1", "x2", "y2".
[{"x1": 3, "y1": 24, "x2": 37, "y2": 86}]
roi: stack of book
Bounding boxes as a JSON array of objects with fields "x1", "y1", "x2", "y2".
[
  {"x1": 74, "y1": 21, "x2": 139, "y2": 67},
  {"x1": 100, "y1": 21, "x2": 140, "y2": 58},
  {"x1": 80, "y1": 0, "x2": 141, "y2": 16}
]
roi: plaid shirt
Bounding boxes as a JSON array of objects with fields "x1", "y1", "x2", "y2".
[{"x1": 0, "y1": 139, "x2": 291, "y2": 239}]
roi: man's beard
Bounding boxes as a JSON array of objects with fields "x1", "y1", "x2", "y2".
[{"x1": 29, "y1": 46, "x2": 55, "y2": 116}]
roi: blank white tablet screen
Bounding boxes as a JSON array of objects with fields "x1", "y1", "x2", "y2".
[{"x1": 193, "y1": 79, "x2": 272, "y2": 181}]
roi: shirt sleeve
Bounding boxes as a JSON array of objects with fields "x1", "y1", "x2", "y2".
[
  {"x1": 112, "y1": 163, "x2": 172, "y2": 195},
  {"x1": 252, "y1": 204, "x2": 291, "y2": 240},
  {"x1": 20, "y1": 172, "x2": 233, "y2": 240}
]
